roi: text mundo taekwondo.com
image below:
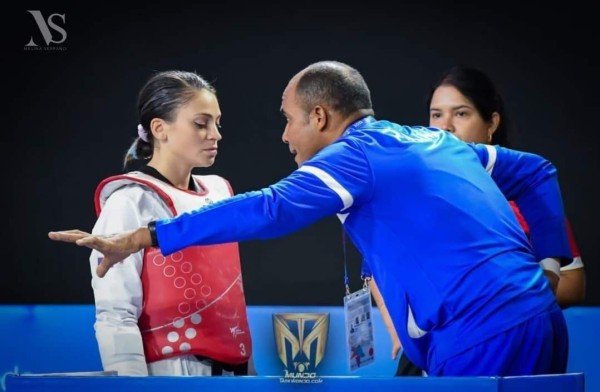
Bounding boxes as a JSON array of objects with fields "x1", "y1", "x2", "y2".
[{"x1": 279, "y1": 364, "x2": 324, "y2": 384}]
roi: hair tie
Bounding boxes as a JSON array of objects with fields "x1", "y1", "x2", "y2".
[{"x1": 137, "y1": 124, "x2": 149, "y2": 143}]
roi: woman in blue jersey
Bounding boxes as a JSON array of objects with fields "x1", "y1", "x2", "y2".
[
  {"x1": 390, "y1": 65, "x2": 585, "y2": 376},
  {"x1": 50, "y1": 61, "x2": 570, "y2": 377},
  {"x1": 427, "y1": 65, "x2": 585, "y2": 307}
]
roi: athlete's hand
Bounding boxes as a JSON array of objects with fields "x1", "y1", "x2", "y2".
[{"x1": 48, "y1": 228, "x2": 152, "y2": 277}]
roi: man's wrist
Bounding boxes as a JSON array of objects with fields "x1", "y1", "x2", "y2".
[{"x1": 147, "y1": 221, "x2": 159, "y2": 248}]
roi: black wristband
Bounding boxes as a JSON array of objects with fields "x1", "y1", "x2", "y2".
[{"x1": 147, "y1": 221, "x2": 159, "y2": 248}]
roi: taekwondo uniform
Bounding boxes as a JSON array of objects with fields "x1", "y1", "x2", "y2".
[{"x1": 90, "y1": 168, "x2": 251, "y2": 376}]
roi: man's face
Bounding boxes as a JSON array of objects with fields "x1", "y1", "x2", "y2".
[{"x1": 280, "y1": 81, "x2": 329, "y2": 166}]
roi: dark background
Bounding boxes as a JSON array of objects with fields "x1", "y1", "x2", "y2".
[{"x1": 3, "y1": 2, "x2": 598, "y2": 306}]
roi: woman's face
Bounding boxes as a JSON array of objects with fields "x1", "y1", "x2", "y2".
[
  {"x1": 162, "y1": 89, "x2": 222, "y2": 168},
  {"x1": 429, "y1": 85, "x2": 497, "y2": 144}
]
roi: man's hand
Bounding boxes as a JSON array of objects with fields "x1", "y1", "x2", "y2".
[{"x1": 48, "y1": 228, "x2": 152, "y2": 278}]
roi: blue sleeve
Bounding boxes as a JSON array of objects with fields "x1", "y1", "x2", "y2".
[
  {"x1": 468, "y1": 143, "x2": 572, "y2": 263},
  {"x1": 155, "y1": 139, "x2": 373, "y2": 256}
]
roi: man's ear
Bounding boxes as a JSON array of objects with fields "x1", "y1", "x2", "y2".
[{"x1": 311, "y1": 105, "x2": 328, "y2": 132}]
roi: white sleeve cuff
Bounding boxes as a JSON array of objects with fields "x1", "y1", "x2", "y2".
[
  {"x1": 560, "y1": 256, "x2": 584, "y2": 271},
  {"x1": 539, "y1": 257, "x2": 561, "y2": 277}
]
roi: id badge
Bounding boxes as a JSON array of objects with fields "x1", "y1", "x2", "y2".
[{"x1": 343, "y1": 287, "x2": 375, "y2": 371}]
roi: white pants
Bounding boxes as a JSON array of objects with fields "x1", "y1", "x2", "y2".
[{"x1": 148, "y1": 355, "x2": 233, "y2": 376}]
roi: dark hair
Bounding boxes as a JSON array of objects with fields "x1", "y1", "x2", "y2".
[
  {"x1": 295, "y1": 61, "x2": 373, "y2": 117},
  {"x1": 426, "y1": 65, "x2": 512, "y2": 147},
  {"x1": 123, "y1": 70, "x2": 216, "y2": 169}
]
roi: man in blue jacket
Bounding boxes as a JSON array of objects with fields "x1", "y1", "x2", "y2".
[{"x1": 50, "y1": 61, "x2": 570, "y2": 376}]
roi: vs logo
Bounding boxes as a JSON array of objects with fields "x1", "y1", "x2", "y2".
[
  {"x1": 25, "y1": 10, "x2": 67, "y2": 47},
  {"x1": 273, "y1": 313, "x2": 329, "y2": 377}
]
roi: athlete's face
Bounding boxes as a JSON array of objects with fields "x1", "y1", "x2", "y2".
[
  {"x1": 429, "y1": 85, "x2": 498, "y2": 144},
  {"x1": 161, "y1": 89, "x2": 222, "y2": 168},
  {"x1": 280, "y1": 81, "x2": 330, "y2": 166}
]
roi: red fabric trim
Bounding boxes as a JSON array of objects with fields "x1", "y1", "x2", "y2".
[
  {"x1": 509, "y1": 201, "x2": 580, "y2": 257},
  {"x1": 94, "y1": 175, "x2": 178, "y2": 216}
]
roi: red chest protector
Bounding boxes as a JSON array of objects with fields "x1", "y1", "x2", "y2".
[{"x1": 95, "y1": 172, "x2": 252, "y2": 365}]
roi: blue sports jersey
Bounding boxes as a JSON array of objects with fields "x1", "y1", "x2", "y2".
[{"x1": 155, "y1": 116, "x2": 571, "y2": 372}]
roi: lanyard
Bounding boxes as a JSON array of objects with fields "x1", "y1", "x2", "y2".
[
  {"x1": 343, "y1": 115, "x2": 375, "y2": 136},
  {"x1": 342, "y1": 227, "x2": 370, "y2": 296},
  {"x1": 340, "y1": 116, "x2": 375, "y2": 295},
  {"x1": 343, "y1": 227, "x2": 350, "y2": 296}
]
